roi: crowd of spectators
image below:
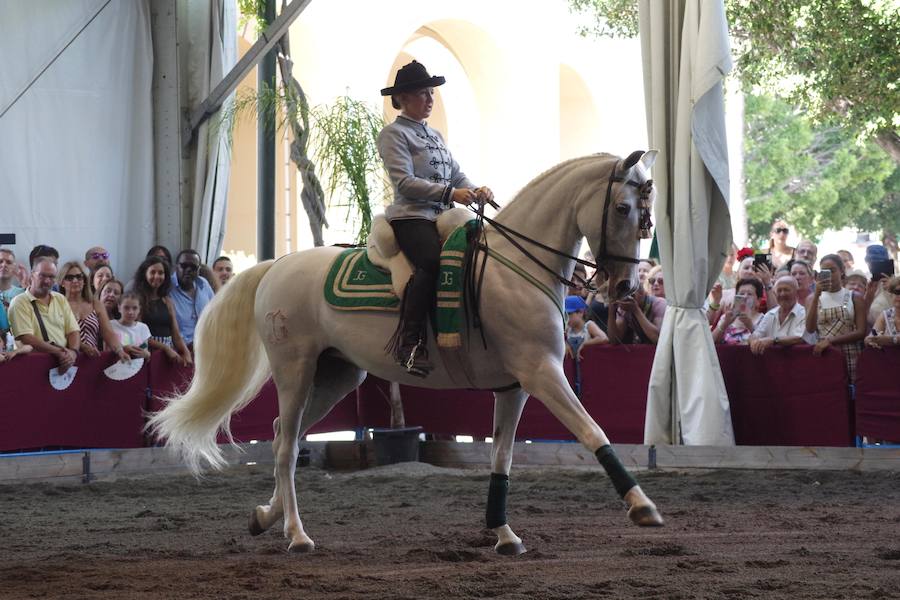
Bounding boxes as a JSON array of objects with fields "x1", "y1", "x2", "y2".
[
  {"x1": 0, "y1": 244, "x2": 236, "y2": 373},
  {"x1": 564, "y1": 220, "x2": 900, "y2": 387}
]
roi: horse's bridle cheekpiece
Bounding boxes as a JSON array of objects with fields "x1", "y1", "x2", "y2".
[{"x1": 596, "y1": 159, "x2": 654, "y2": 267}]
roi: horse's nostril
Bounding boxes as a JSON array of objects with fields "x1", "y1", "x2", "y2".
[{"x1": 615, "y1": 280, "x2": 632, "y2": 295}]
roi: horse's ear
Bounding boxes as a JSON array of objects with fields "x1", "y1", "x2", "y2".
[
  {"x1": 623, "y1": 150, "x2": 644, "y2": 170},
  {"x1": 640, "y1": 150, "x2": 658, "y2": 170}
]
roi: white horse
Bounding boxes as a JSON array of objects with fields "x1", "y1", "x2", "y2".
[{"x1": 149, "y1": 150, "x2": 664, "y2": 554}]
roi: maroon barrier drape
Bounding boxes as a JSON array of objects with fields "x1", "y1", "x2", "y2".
[
  {"x1": 3, "y1": 345, "x2": 897, "y2": 452},
  {"x1": 0, "y1": 353, "x2": 148, "y2": 451},
  {"x1": 855, "y1": 347, "x2": 900, "y2": 442}
]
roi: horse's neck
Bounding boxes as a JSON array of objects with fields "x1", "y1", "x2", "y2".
[{"x1": 489, "y1": 170, "x2": 585, "y2": 294}]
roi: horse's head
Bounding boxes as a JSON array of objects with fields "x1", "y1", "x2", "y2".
[{"x1": 577, "y1": 150, "x2": 657, "y2": 302}]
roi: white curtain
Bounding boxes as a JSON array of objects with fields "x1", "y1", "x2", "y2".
[
  {"x1": 640, "y1": 0, "x2": 735, "y2": 446},
  {"x1": 184, "y1": 0, "x2": 237, "y2": 265},
  {"x1": 0, "y1": 0, "x2": 154, "y2": 277}
]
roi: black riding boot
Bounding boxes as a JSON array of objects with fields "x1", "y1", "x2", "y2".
[{"x1": 395, "y1": 268, "x2": 435, "y2": 377}]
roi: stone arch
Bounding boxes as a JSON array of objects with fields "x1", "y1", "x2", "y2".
[{"x1": 559, "y1": 63, "x2": 600, "y2": 160}]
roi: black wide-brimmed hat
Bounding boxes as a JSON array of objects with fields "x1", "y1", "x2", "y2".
[{"x1": 380, "y1": 60, "x2": 445, "y2": 96}]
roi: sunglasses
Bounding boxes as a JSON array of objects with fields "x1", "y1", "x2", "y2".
[
  {"x1": 91, "y1": 252, "x2": 110, "y2": 260},
  {"x1": 774, "y1": 227, "x2": 789, "y2": 234},
  {"x1": 648, "y1": 277, "x2": 663, "y2": 285},
  {"x1": 178, "y1": 262, "x2": 199, "y2": 270},
  {"x1": 63, "y1": 273, "x2": 85, "y2": 281}
]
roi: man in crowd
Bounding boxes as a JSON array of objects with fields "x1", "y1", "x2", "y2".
[
  {"x1": 28, "y1": 244, "x2": 59, "y2": 268},
  {"x1": 864, "y1": 244, "x2": 895, "y2": 328},
  {"x1": 749, "y1": 275, "x2": 809, "y2": 355},
  {"x1": 0, "y1": 248, "x2": 25, "y2": 307},
  {"x1": 212, "y1": 256, "x2": 234, "y2": 287},
  {"x1": 8, "y1": 257, "x2": 80, "y2": 372},
  {"x1": 606, "y1": 283, "x2": 665, "y2": 345},
  {"x1": 794, "y1": 240, "x2": 818, "y2": 268},
  {"x1": 169, "y1": 249, "x2": 214, "y2": 344},
  {"x1": 83, "y1": 246, "x2": 110, "y2": 271}
]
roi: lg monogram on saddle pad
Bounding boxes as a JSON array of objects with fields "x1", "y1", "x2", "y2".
[{"x1": 149, "y1": 151, "x2": 664, "y2": 556}]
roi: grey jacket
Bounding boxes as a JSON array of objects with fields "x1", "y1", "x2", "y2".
[{"x1": 377, "y1": 115, "x2": 475, "y2": 221}]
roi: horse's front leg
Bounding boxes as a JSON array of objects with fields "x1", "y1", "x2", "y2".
[
  {"x1": 487, "y1": 387, "x2": 529, "y2": 555},
  {"x1": 517, "y1": 360, "x2": 663, "y2": 527}
]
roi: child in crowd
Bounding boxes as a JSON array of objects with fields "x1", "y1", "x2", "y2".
[
  {"x1": 110, "y1": 292, "x2": 151, "y2": 360},
  {"x1": 564, "y1": 295, "x2": 608, "y2": 360}
]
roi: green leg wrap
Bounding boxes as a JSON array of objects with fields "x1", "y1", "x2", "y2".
[{"x1": 595, "y1": 444, "x2": 637, "y2": 498}]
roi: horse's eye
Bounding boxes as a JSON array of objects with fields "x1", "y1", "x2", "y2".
[{"x1": 616, "y1": 203, "x2": 631, "y2": 216}]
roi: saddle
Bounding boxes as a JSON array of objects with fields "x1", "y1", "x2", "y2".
[{"x1": 366, "y1": 207, "x2": 473, "y2": 300}]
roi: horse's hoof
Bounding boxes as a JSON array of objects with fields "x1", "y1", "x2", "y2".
[
  {"x1": 628, "y1": 504, "x2": 665, "y2": 527},
  {"x1": 248, "y1": 511, "x2": 266, "y2": 536},
  {"x1": 288, "y1": 541, "x2": 315, "y2": 553},
  {"x1": 495, "y1": 541, "x2": 527, "y2": 556}
]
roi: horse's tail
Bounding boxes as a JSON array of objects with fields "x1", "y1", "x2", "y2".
[{"x1": 146, "y1": 259, "x2": 276, "y2": 474}]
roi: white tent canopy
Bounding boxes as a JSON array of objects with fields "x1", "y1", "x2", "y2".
[{"x1": 640, "y1": 0, "x2": 735, "y2": 446}]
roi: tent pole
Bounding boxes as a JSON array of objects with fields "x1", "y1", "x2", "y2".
[{"x1": 257, "y1": 0, "x2": 277, "y2": 260}]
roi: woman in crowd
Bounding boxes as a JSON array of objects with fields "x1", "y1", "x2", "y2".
[
  {"x1": 98, "y1": 278, "x2": 124, "y2": 321},
  {"x1": 133, "y1": 256, "x2": 191, "y2": 366},
  {"x1": 843, "y1": 270, "x2": 868, "y2": 297},
  {"x1": 790, "y1": 259, "x2": 815, "y2": 306},
  {"x1": 57, "y1": 261, "x2": 127, "y2": 361},
  {"x1": 90, "y1": 264, "x2": 113, "y2": 295},
  {"x1": 865, "y1": 275, "x2": 900, "y2": 350},
  {"x1": 717, "y1": 244, "x2": 737, "y2": 290},
  {"x1": 805, "y1": 254, "x2": 866, "y2": 381},
  {"x1": 708, "y1": 251, "x2": 773, "y2": 325},
  {"x1": 647, "y1": 265, "x2": 665, "y2": 299},
  {"x1": 713, "y1": 278, "x2": 764, "y2": 345},
  {"x1": 767, "y1": 219, "x2": 794, "y2": 269},
  {"x1": 377, "y1": 60, "x2": 493, "y2": 376}
]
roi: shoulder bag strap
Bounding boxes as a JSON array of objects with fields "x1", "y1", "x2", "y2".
[{"x1": 30, "y1": 299, "x2": 51, "y2": 343}]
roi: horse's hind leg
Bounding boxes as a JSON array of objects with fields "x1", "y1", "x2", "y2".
[
  {"x1": 250, "y1": 354, "x2": 366, "y2": 542},
  {"x1": 518, "y1": 363, "x2": 663, "y2": 527},
  {"x1": 487, "y1": 387, "x2": 528, "y2": 556}
]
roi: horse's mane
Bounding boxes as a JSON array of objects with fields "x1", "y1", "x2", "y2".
[{"x1": 498, "y1": 153, "x2": 620, "y2": 215}]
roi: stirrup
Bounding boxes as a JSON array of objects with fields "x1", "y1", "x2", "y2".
[{"x1": 400, "y1": 339, "x2": 432, "y2": 378}]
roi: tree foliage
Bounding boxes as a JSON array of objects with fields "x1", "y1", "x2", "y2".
[
  {"x1": 743, "y1": 93, "x2": 898, "y2": 247},
  {"x1": 567, "y1": 0, "x2": 900, "y2": 162}
]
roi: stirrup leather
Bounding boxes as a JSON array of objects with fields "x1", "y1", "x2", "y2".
[{"x1": 401, "y1": 337, "x2": 432, "y2": 377}]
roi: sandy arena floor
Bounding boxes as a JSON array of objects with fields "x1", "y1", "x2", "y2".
[{"x1": 1, "y1": 462, "x2": 898, "y2": 599}]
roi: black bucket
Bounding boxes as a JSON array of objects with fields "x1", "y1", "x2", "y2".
[{"x1": 371, "y1": 426, "x2": 423, "y2": 466}]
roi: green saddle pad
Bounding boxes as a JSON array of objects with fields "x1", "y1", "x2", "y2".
[
  {"x1": 324, "y1": 248, "x2": 399, "y2": 311},
  {"x1": 323, "y1": 221, "x2": 477, "y2": 348}
]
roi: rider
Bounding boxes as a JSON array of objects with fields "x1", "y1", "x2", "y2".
[{"x1": 377, "y1": 60, "x2": 493, "y2": 377}]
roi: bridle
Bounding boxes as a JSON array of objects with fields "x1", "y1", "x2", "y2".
[{"x1": 472, "y1": 159, "x2": 654, "y2": 291}]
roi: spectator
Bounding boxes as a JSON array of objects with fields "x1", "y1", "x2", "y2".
[
  {"x1": 110, "y1": 292, "x2": 152, "y2": 360},
  {"x1": 865, "y1": 276, "x2": 900, "y2": 350},
  {"x1": 713, "y1": 277, "x2": 764, "y2": 345},
  {"x1": 212, "y1": 256, "x2": 234, "y2": 287},
  {"x1": 57, "y1": 261, "x2": 127, "y2": 361},
  {"x1": 749, "y1": 276, "x2": 808, "y2": 354},
  {"x1": 789, "y1": 260, "x2": 815, "y2": 306},
  {"x1": 863, "y1": 244, "x2": 895, "y2": 328},
  {"x1": 647, "y1": 265, "x2": 665, "y2": 299},
  {"x1": 98, "y1": 279, "x2": 124, "y2": 321},
  {"x1": 607, "y1": 282, "x2": 665, "y2": 345},
  {"x1": 844, "y1": 269, "x2": 868, "y2": 296},
  {"x1": 805, "y1": 253, "x2": 866, "y2": 382},
  {"x1": 83, "y1": 246, "x2": 110, "y2": 272},
  {"x1": 768, "y1": 219, "x2": 794, "y2": 269},
  {"x1": 134, "y1": 256, "x2": 191, "y2": 365},
  {"x1": 717, "y1": 244, "x2": 737, "y2": 290},
  {"x1": 637, "y1": 258, "x2": 656, "y2": 289},
  {"x1": 586, "y1": 280, "x2": 610, "y2": 334},
  {"x1": 28, "y1": 244, "x2": 59, "y2": 268},
  {"x1": 564, "y1": 295, "x2": 608, "y2": 361},
  {"x1": 708, "y1": 254, "x2": 774, "y2": 326},
  {"x1": 837, "y1": 249, "x2": 855, "y2": 272},
  {"x1": 169, "y1": 249, "x2": 215, "y2": 345},
  {"x1": 90, "y1": 264, "x2": 113, "y2": 295},
  {"x1": 0, "y1": 294, "x2": 31, "y2": 362},
  {"x1": 147, "y1": 245, "x2": 173, "y2": 267},
  {"x1": 0, "y1": 248, "x2": 25, "y2": 307},
  {"x1": 8, "y1": 257, "x2": 79, "y2": 373},
  {"x1": 794, "y1": 239, "x2": 818, "y2": 267}
]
